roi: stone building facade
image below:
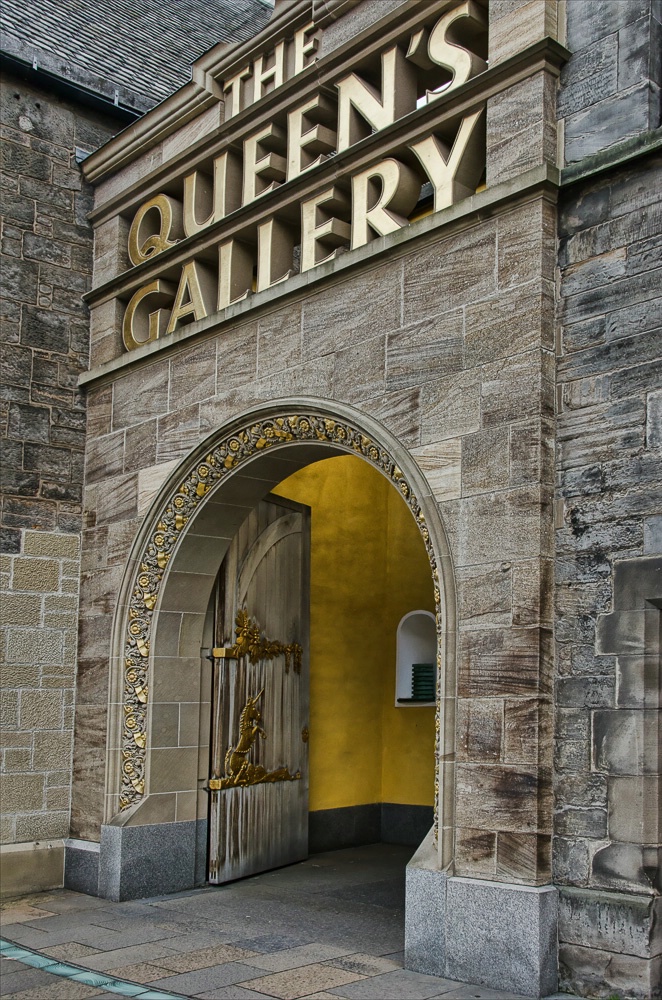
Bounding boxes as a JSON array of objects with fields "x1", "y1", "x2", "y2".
[
  {"x1": 1, "y1": 2, "x2": 660, "y2": 998},
  {"x1": 0, "y1": 0, "x2": 271, "y2": 887}
]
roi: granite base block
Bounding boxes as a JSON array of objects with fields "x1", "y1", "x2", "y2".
[
  {"x1": 405, "y1": 827, "x2": 446, "y2": 977},
  {"x1": 405, "y1": 849, "x2": 559, "y2": 996},
  {"x1": 64, "y1": 838, "x2": 100, "y2": 895},
  {"x1": 194, "y1": 817, "x2": 208, "y2": 887},
  {"x1": 98, "y1": 820, "x2": 197, "y2": 901},
  {"x1": 446, "y1": 876, "x2": 558, "y2": 997}
]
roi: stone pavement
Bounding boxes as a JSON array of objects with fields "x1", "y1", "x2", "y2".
[{"x1": 0, "y1": 845, "x2": 575, "y2": 1000}]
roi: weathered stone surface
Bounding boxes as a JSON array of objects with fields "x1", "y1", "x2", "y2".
[
  {"x1": 386, "y1": 313, "x2": 463, "y2": 392},
  {"x1": 560, "y1": 887, "x2": 661, "y2": 958},
  {"x1": 458, "y1": 628, "x2": 548, "y2": 698},
  {"x1": 459, "y1": 627, "x2": 548, "y2": 698},
  {"x1": 559, "y1": 940, "x2": 661, "y2": 1000},
  {"x1": 456, "y1": 698, "x2": 502, "y2": 762},
  {"x1": 456, "y1": 764, "x2": 540, "y2": 832}
]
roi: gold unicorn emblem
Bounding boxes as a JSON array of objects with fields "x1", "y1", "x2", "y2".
[{"x1": 213, "y1": 689, "x2": 301, "y2": 790}]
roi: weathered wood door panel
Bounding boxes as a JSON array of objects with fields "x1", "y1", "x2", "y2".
[{"x1": 208, "y1": 495, "x2": 310, "y2": 883}]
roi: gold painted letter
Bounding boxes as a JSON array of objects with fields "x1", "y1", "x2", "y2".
[
  {"x1": 253, "y1": 42, "x2": 285, "y2": 101},
  {"x1": 256, "y1": 218, "x2": 294, "y2": 292},
  {"x1": 427, "y1": 1, "x2": 486, "y2": 96},
  {"x1": 165, "y1": 260, "x2": 216, "y2": 335},
  {"x1": 218, "y1": 239, "x2": 254, "y2": 309},
  {"x1": 287, "y1": 94, "x2": 336, "y2": 181},
  {"x1": 222, "y1": 65, "x2": 251, "y2": 120},
  {"x1": 294, "y1": 21, "x2": 319, "y2": 75},
  {"x1": 301, "y1": 186, "x2": 350, "y2": 272},
  {"x1": 351, "y1": 158, "x2": 420, "y2": 249},
  {"x1": 336, "y1": 47, "x2": 416, "y2": 151},
  {"x1": 122, "y1": 280, "x2": 174, "y2": 351},
  {"x1": 183, "y1": 153, "x2": 241, "y2": 237},
  {"x1": 410, "y1": 109, "x2": 485, "y2": 211},
  {"x1": 243, "y1": 124, "x2": 287, "y2": 204},
  {"x1": 128, "y1": 194, "x2": 182, "y2": 266}
]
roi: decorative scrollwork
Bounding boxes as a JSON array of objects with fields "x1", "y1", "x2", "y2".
[
  {"x1": 118, "y1": 412, "x2": 441, "y2": 813},
  {"x1": 228, "y1": 609, "x2": 302, "y2": 672}
]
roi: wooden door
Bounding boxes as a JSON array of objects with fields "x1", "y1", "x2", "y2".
[{"x1": 207, "y1": 495, "x2": 310, "y2": 883}]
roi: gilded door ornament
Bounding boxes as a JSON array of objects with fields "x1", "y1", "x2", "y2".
[
  {"x1": 119, "y1": 412, "x2": 441, "y2": 817},
  {"x1": 219, "y1": 609, "x2": 303, "y2": 672},
  {"x1": 208, "y1": 690, "x2": 301, "y2": 790}
]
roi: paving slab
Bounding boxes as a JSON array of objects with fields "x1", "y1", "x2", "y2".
[
  {"x1": 0, "y1": 965, "x2": 59, "y2": 994},
  {"x1": 156, "y1": 945, "x2": 261, "y2": 973},
  {"x1": 230, "y1": 932, "x2": 316, "y2": 954},
  {"x1": 246, "y1": 943, "x2": 352, "y2": 973},
  {"x1": 106, "y1": 962, "x2": 181, "y2": 983},
  {"x1": 234, "y1": 964, "x2": 365, "y2": 999},
  {"x1": 195, "y1": 987, "x2": 280, "y2": 1000},
  {"x1": 147, "y1": 963, "x2": 273, "y2": 995},
  {"x1": 322, "y1": 953, "x2": 402, "y2": 977},
  {"x1": 326, "y1": 968, "x2": 467, "y2": 1000},
  {"x1": 80, "y1": 942, "x2": 183, "y2": 971}
]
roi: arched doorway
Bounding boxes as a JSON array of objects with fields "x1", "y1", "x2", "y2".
[{"x1": 100, "y1": 401, "x2": 457, "y2": 902}]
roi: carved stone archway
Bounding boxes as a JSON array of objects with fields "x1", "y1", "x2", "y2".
[{"x1": 102, "y1": 400, "x2": 457, "y2": 897}]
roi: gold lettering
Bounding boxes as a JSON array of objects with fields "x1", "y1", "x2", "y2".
[
  {"x1": 410, "y1": 110, "x2": 485, "y2": 211},
  {"x1": 256, "y1": 218, "x2": 294, "y2": 292},
  {"x1": 336, "y1": 46, "x2": 416, "y2": 152},
  {"x1": 253, "y1": 41, "x2": 285, "y2": 101},
  {"x1": 218, "y1": 239, "x2": 254, "y2": 309},
  {"x1": 222, "y1": 65, "x2": 252, "y2": 120},
  {"x1": 128, "y1": 194, "x2": 182, "y2": 266},
  {"x1": 301, "y1": 186, "x2": 350, "y2": 271},
  {"x1": 183, "y1": 153, "x2": 241, "y2": 237},
  {"x1": 293, "y1": 21, "x2": 319, "y2": 75},
  {"x1": 427, "y1": 1, "x2": 487, "y2": 97},
  {"x1": 287, "y1": 94, "x2": 337, "y2": 181},
  {"x1": 351, "y1": 157, "x2": 420, "y2": 249},
  {"x1": 165, "y1": 260, "x2": 215, "y2": 335},
  {"x1": 122, "y1": 280, "x2": 174, "y2": 351},
  {"x1": 243, "y1": 124, "x2": 287, "y2": 204}
]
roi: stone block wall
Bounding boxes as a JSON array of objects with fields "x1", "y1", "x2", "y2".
[
  {"x1": 555, "y1": 150, "x2": 662, "y2": 999},
  {"x1": 75, "y1": 191, "x2": 557, "y2": 890},
  {"x1": 0, "y1": 72, "x2": 117, "y2": 845},
  {"x1": 553, "y1": 2, "x2": 661, "y2": 995},
  {"x1": 559, "y1": 0, "x2": 661, "y2": 163},
  {"x1": 554, "y1": 138, "x2": 661, "y2": 1000}
]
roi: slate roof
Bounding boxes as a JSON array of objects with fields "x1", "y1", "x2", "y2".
[{"x1": 0, "y1": 0, "x2": 273, "y2": 112}]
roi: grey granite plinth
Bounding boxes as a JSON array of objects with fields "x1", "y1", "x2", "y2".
[
  {"x1": 405, "y1": 828, "x2": 447, "y2": 976},
  {"x1": 98, "y1": 819, "x2": 198, "y2": 901},
  {"x1": 406, "y1": 843, "x2": 558, "y2": 996},
  {"x1": 64, "y1": 838, "x2": 100, "y2": 895}
]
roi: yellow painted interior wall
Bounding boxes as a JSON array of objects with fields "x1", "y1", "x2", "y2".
[{"x1": 273, "y1": 454, "x2": 435, "y2": 811}]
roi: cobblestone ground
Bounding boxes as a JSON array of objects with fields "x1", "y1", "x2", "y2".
[{"x1": 1, "y1": 846, "x2": 576, "y2": 1000}]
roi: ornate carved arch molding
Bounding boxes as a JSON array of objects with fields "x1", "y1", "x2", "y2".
[{"x1": 117, "y1": 406, "x2": 455, "y2": 848}]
